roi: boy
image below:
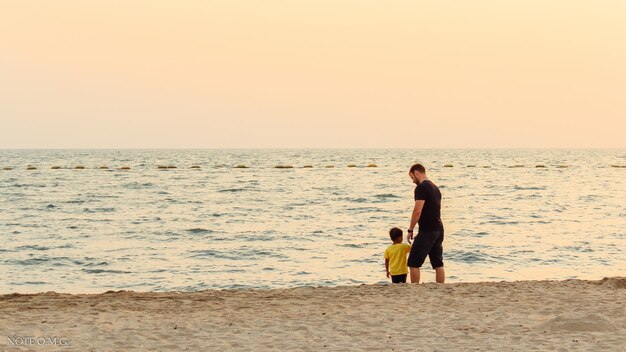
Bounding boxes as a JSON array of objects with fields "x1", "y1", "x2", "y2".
[{"x1": 384, "y1": 227, "x2": 411, "y2": 283}]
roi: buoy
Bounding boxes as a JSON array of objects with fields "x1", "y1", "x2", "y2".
[
  {"x1": 190, "y1": 165, "x2": 201, "y2": 169},
  {"x1": 167, "y1": 166, "x2": 177, "y2": 169},
  {"x1": 325, "y1": 165, "x2": 335, "y2": 168},
  {"x1": 367, "y1": 164, "x2": 378, "y2": 168},
  {"x1": 536, "y1": 165, "x2": 546, "y2": 168},
  {"x1": 466, "y1": 165, "x2": 476, "y2": 168},
  {"x1": 119, "y1": 166, "x2": 131, "y2": 170},
  {"x1": 75, "y1": 166, "x2": 85, "y2": 169},
  {"x1": 99, "y1": 166, "x2": 109, "y2": 169},
  {"x1": 234, "y1": 165, "x2": 248, "y2": 169},
  {"x1": 557, "y1": 165, "x2": 568, "y2": 168},
  {"x1": 444, "y1": 164, "x2": 453, "y2": 168},
  {"x1": 3, "y1": 167, "x2": 12, "y2": 170},
  {"x1": 302, "y1": 165, "x2": 313, "y2": 168},
  {"x1": 275, "y1": 165, "x2": 293, "y2": 169},
  {"x1": 51, "y1": 166, "x2": 61, "y2": 169},
  {"x1": 482, "y1": 166, "x2": 491, "y2": 168},
  {"x1": 347, "y1": 164, "x2": 357, "y2": 168},
  {"x1": 27, "y1": 166, "x2": 37, "y2": 170},
  {"x1": 157, "y1": 165, "x2": 168, "y2": 169}
]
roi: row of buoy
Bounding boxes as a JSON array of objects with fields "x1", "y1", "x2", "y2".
[
  {"x1": 445, "y1": 164, "x2": 571, "y2": 168},
  {"x1": 1, "y1": 164, "x2": 380, "y2": 170},
  {"x1": 3, "y1": 164, "x2": 625, "y2": 171},
  {"x1": 3, "y1": 166, "x2": 134, "y2": 170},
  {"x1": 274, "y1": 164, "x2": 379, "y2": 169},
  {"x1": 233, "y1": 164, "x2": 378, "y2": 169}
]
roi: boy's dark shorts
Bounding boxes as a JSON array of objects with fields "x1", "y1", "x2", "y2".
[
  {"x1": 407, "y1": 229, "x2": 444, "y2": 269},
  {"x1": 391, "y1": 274, "x2": 407, "y2": 283}
]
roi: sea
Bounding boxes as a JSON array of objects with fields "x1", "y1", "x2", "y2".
[{"x1": 1, "y1": 149, "x2": 624, "y2": 293}]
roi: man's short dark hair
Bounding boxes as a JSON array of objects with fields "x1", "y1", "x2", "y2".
[
  {"x1": 389, "y1": 227, "x2": 403, "y2": 241},
  {"x1": 409, "y1": 163, "x2": 426, "y2": 174}
]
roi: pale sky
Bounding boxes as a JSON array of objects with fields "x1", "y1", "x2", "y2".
[{"x1": 1, "y1": 1, "x2": 624, "y2": 148}]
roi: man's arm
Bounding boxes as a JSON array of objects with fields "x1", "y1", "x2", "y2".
[
  {"x1": 385, "y1": 258, "x2": 390, "y2": 278},
  {"x1": 408, "y1": 200, "x2": 425, "y2": 243}
]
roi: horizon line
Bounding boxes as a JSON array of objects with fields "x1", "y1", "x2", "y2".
[{"x1": 0, "y1": 146, "x2": 624, "y2": 150}]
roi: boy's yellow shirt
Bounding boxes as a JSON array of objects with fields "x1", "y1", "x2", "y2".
[{"x1": 384, "y1": 243, "x2": 411, "y2": 275}]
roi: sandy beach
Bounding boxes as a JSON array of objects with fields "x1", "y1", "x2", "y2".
[{"x1": 1, "y1": 277, "x2": 624, "y2": 351}]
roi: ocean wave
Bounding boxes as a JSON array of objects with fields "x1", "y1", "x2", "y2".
[
  {"x1": 338, "y1": 243, "x2": 363, "y2": 248},
  {"x1": 346, "y1": 206, "x2": 384, "y2": 213},
  {"x1": 484, "y1": 220, "x2": 520, "y2": 225},
  {"x1": 65, "y1": 199, "x2": 86, "y2": 204},
  {"x1": 513, "y1": 185, "x2": 546, "y2": 191},
  {"x1": 15, "y1": 245, "x2": 50, "y2": 251},
  {"x1": 13, "y1": 281, "x2": 48, "y2": 285},
  {"x1": 186, "y1": 228, "x2": 213, "y2": 234},
  {"x1": 218, "y1": 188, "x2": 248, "y2": 193},
  {"x1": 446, "y1": 249, "x2": 507, "y2": 264},
  {"x1": 348, "y1": 257, "x2": 379, "y2": 264},
  {"x1": 82, "y1": 269, "x2": 132, "y2": 274},
  {"x1": 13, "y1": 183, "x2": 47, "y2": 188},
  {"x1": 123, "y1": 181, "x2": 155, "y2": 189},
  {"x1": 72, "y1": 258, "x2": 110, "y2": 266},
  {"x1": 188, "y1": 248, "x2": 287, "y2": 260},
  {"x1": 341, "y1": 197, "x2": 368, "y2": 203},
  {"x1": 558, "y1": 245, "x2": 594, "y2": 253},
  {"x1": 6, "y1": 256, "x2": 73, "y2": 266},
  {"x1": 83, "y1": 207, "x2": 116, "y2": 213},
  {"x1": 371, "y1": 193, "x2": 401, "y2": 203},
  {"x1": 374, "y1": 193, "x2": 400, "y2": 199}
]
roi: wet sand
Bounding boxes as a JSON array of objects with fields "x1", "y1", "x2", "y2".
[{"x1": 2, "y1": 277, "x2": 625, "y2": 351}]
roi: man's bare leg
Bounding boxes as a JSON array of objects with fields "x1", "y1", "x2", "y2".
[
  {"x1": 409, "y1": 267, "x2": 420, "y2": 284},
  {"x1": 435, "y1": 267, "x2": 445, "y2": 283}
]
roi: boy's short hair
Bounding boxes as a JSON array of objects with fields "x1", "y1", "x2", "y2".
[
  {"x1": 409, "y1": 163, "x2": 426, "y2": 174},
  {"x1": 389, "y1": 227, "x2": 403, "y2": 241}
]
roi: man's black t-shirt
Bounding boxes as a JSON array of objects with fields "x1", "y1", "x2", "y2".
[{"x1": 414, "y1": 179, "x2": 443, "y2": 231}]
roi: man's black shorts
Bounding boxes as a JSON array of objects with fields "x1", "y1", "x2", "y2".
[
  {"x1": 391, "y1": 274, "x2": 407, "y2": 283},
  {"x1": 407, "y1": 229, "x2": 444, "y2": 269}
]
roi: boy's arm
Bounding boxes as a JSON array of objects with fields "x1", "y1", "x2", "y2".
[{"x1": 385, "y1": 258, "x2": 390, "y2": 278}]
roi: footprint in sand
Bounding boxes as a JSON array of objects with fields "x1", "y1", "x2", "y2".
[{"x1": 536, "y1": 312, "x2": 619, "y2": 332}]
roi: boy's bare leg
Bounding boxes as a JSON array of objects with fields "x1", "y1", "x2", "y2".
[
  {"x1": 409, "y1": 267, "x2": 420, "y2": 284},
  {"x1": 435, "y1": 267, "x2": 445, "y2": 283}
]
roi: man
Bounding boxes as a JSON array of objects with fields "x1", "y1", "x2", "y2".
[{"x1": 407, "y1": 163, "x2": 445, "y2": 284}]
